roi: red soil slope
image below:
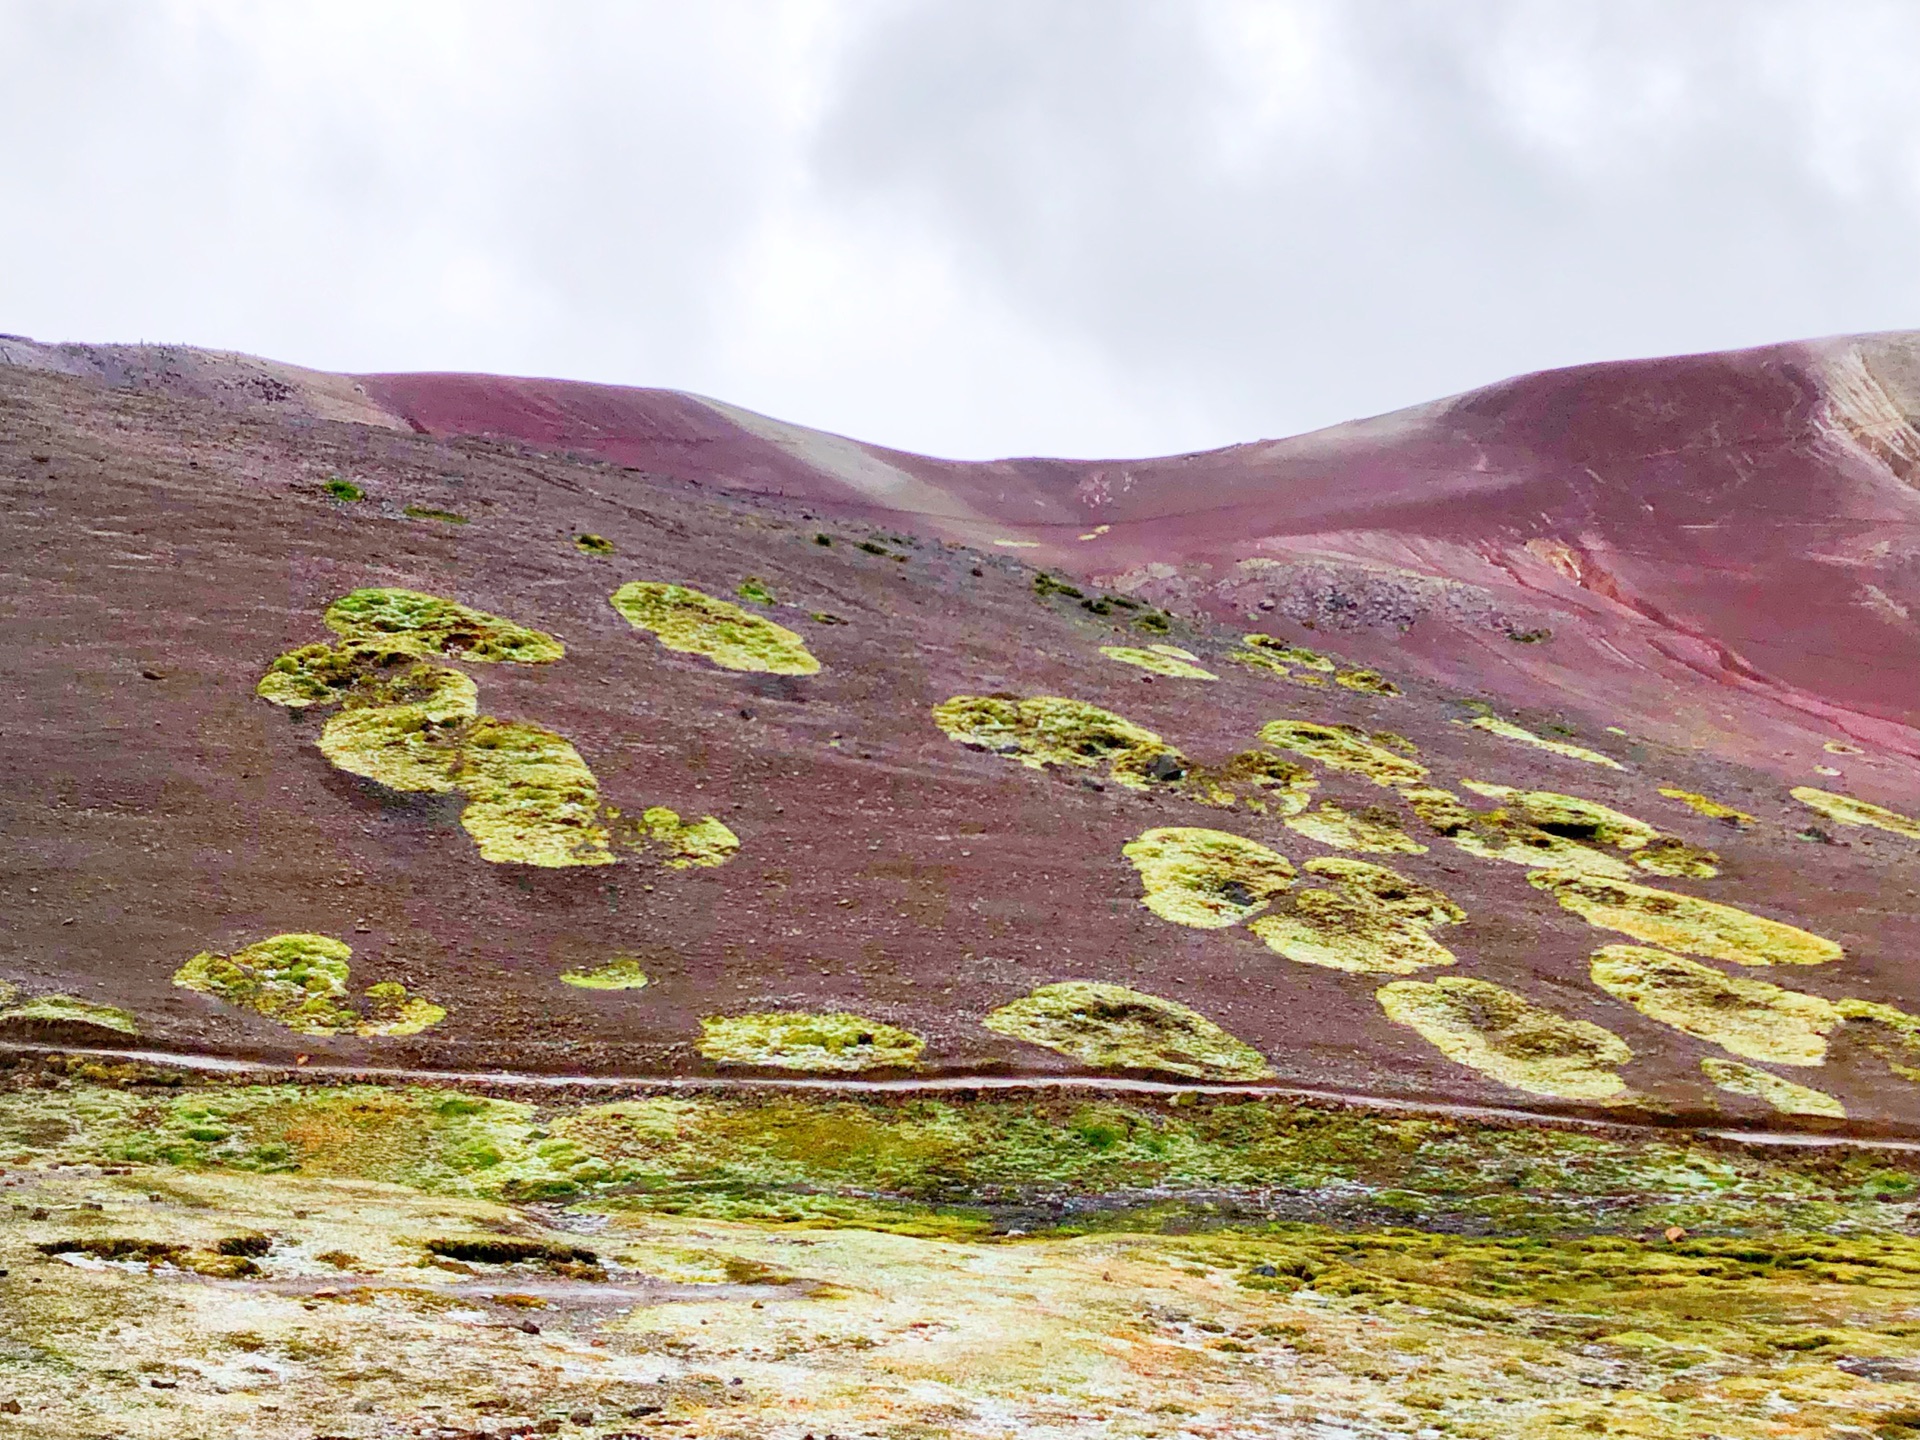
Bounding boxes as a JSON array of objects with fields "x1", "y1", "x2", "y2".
[{"x1": 363, "y1": 333, "x2": 1920, "y2": 805}]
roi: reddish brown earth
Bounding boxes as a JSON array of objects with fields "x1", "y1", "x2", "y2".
[{"x1": 5, "y1": 332, "x2": 1920, "y2": 1132}]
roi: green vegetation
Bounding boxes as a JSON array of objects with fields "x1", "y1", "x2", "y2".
[
  {"x1": 1250, "y1": 857, "x2": 1464, "y2": 975},
  {"x1": 323, "y1": 587, "x2": 565, "y2": 665},
  {"x1": 1285, "y1": 799, "x2": 1428, "y2": 854},
  {"x1": 1123, "y1": 826, "x2": 1295, "y2": 928},
  {"x1": 982, "y1": 981, "x2": 1274, "y2": 1081},
  {"x1": 172, "y1": 933, "x2": 444, "y2": 1038},
  {"x1": 1658, "y1": 786, "x2": 1757, "y2": 827},
  {"x1": 1465, "y1": 714, "x2": 1624, "y2": 768},
  {"x1": 609, "y1": 581, "x2": 821, "y2": 675},
  {"x1": 1377, "y1": 976, "x2": 1633, "y2": 1102},
  {"x1": 559, "y1": 956, "x2": 650, "y2": 991},
  {"x1": 1701, "y1": 1057, "x2": 1845, "y2": 1119},
  {"x1": 322, "y1": 477, "x2": 364, "y2": 502},
  {"x1": 452, "y1": 718, "x2": 615, "y2": 868},
  {"x1": 1531, "y1": 870, "x2": 1843, "y2": 966},
  {"x1": 736, "y1": 576, "x2": 777, "y2": 605},
  {"x1": 1460, "y1": 780, "x2": 1720, "y2": 878},
  {"x1": 1332, "y1": 668, "x2": 1399, "y2": 696},
  {"x1": 1590, "y1": 945, "x2": 1840, "y2": 1066},
  {"x1": 574, "y1": 531, "x2": 616, "y2": 555},
  {"x1": 403, "y1": 505, "x2": 468, "y2": 524},
  {"x1": 1792, "y1": 785, "x2": 1920, "y2": 840},
  {"x1": 932, "y1": 693, "x2": 1186, "y2": 790},
  {"x1": 0, "y1": 991, "x2": 138, "y2": 1036},
  {"x1": 698, "y1": 1012, "x2": 925, "y2": 1072},
  {"x1": 1099, "y1": 643, "x2": 1219, "y2": 680},
  {"x1": 1259, "y1": 719, "x2": 1428, "y2": 787},
  {"x1": 637, "y1": 805, "x2": 740, "y2": 868}
]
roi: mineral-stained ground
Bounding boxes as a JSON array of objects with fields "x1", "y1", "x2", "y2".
[{"x1": 9, "y1": 334, "x2": 1920, "y2": 1435}]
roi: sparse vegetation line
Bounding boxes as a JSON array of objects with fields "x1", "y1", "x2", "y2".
[{"x1": 7, "y1": 1039, "x2": 1920, "y2": 1153}]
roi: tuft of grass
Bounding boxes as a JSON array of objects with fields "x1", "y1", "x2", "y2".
[
  {"x1": 574, "y1": 532, "x2": 616, "y2": 556},
  {"x1": 736, "y1": 576, "x2": 777, "y2": 605},
  {"x1": 403, "y1": 505, "x2": 468, "y2": 524},
  {"x1": 322, "y1": 477, "x2": 364, "y2": 502}
]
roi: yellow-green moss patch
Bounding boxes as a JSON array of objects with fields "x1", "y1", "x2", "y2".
[
  {"x1": 324, "y1": 587, "x2": 564, "y2": 665},
  {"x1": 1465, "y1": 715, "x2": 1624, "y2": 769},
  {"x1": 1259, "y1": 720, "x2": 1428, "y2": 787},
  {"x1": 172, "y1": 934, "x2": 442, "y2": 1038},
  {"x1": 1224, "y1": 648, "x2": 1329, "y2": 686},
  {"x1": 575, "y1": 532, "x2": 615, "y2": 555},
  {"x1": 982, "y1": 981, "x2": 1273, "y2": 1081},
  {"x1": 1377, "y1": 977, "x2": 1632, "y2": 1101},
  {"x1": 698, "y1": 1012, "x2": 924, "y2": 1072},
  {"x1": 1334, "y1": 668, "x2": 1399, "y2": 696},
  {"x1": 1658, "y1": 787, "x2": 1756, "y2": 828},
  {"x1": 1123, "y1": 827, "x2": 1296, "y2": 928},
  {"x1": 1242, "y1": 635, "x2": 1336, "y2": 670},
  {"x1": 1459, "y1": 782, "x2": 1718, "y2": 878},
  {"x1": 1184, "y1": 750, "x2": 1318, "y2": 815},
  {"x1": 358, "y1": 982, "x2": 447, "y2": 1037},
  {"x1": 1531, "y1": 871, "x2": 1842, "y2": 967},
  {"x1": 1701, "y1": 1058, "x2": 1846, "y2": 1119},
  {"x1": 1588, "y1": 945, "x2": 1838, "y2": 1066},
  {"x1": 0, "y1": 994, "x2": 138, "y2": 1037},
  {"x1": 317, "y1": 692, "x2": 467, "y2": 794},
  {"x1": 560, "y1": 957, "x2": 651, "y2": 991},
  {"x1": 932, "y1": 694, "x2": 1186, "y2": 791},
  {"x1": 1249, "y1": 858, "x2": 1464, "y2": 974},
  {"x1": 609, "y1": 581, "x2": 820, "y2": 675},
  {"x1": 635, "y1": 807, "x2": 740, "y2": 869},
  {"x1": 1285, "y1": 800, "x2": 1428, "y2": 855},
  {"x1": 1100, "y1": 644, "x2": 1219, "y2": 680},
  {"x1": 1835, "y1": 999, "x2": 1920, "y2": 1082},
  {"x1": 1791, "y1": 786, "x2": 1920, "y2": 839},
  {"x1": 453, "y1": 718, "x2": 615, "y2": 868},
  {"x1": 1401, "y1": 786, "x2": 1479, "y2": 835}
]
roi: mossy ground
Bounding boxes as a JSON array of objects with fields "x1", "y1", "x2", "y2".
[
  {"x1": 1122, "y1": 826, "x2": 1296, "y2": 927},
  {"x1": 1285, "y1": 798, "x2": 1428, "y2": 854},
  {"x1": 559, "y1": 957, "x2": 651, "y2": 991},
  {"x1": 697, "y1": 1012, "x2": 925, "y2": 1072},
  {"x1": 323, "y1": 587, "x2": 565, "y2": 666},
  {"x1": 609, "y1": 581, "x2": 820, "y2": 675},
  {"x1": 1793, "y1": 786, "x2": 1920, "y2": 840},
  {"x1": 1250, "y1": 857, "x2": 1465, "y2": 974},
  {"x1": 1098, "y1": 643, "x2": 1219, "y2": 680},
  {"x1": 1703, "y1": 1057, "x2": 1845, "y2": 1119},
  {"x1": 932, "y1": 693, "x2": 1185, "y2": 790},
  {"x1": 1591, "y1": 945, "x2": 1841, "y2": 1066},
  {"x1": 1466, "y1": 714, "x2": 1625, "y2": 768},
  {"x1": 10, "y1": 1067, "x2": 1920, "y2": 1437},
  {"x1": 1660, "y1": 786, "x2": 1758, "y2": 827},
  {"x1": 1378, "y1": 976, "x2": 1634, "y2": 1102},
  {"x1": 982, "y1": 980, "x2": 1274, "y2": 1081},
  {"x1": 1532, "y1": 870, "x2": 1844, "y2": 967},
  {"x1": 171, "y1": 934, "x2": 444, "y2": 1038},
  {"x1": 1259, "y1": 719, "x2": 1429, "y2": 786}
]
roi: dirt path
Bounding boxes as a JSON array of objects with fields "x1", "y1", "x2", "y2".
[{"x1": 11, "y1": 1038, "x2": 1920, "y2": 1154}]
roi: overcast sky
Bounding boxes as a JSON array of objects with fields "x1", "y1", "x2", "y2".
[{"x1": 5, "y1": 1, "x2": 1920, "y2": 460}]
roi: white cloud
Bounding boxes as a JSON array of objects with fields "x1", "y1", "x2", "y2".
[{"x1": 3, "y1": 0, "x2": 1920, "y2": 459}]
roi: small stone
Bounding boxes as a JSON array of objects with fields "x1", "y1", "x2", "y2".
[
  {"x1": 516, "y1": 1320, "x2": 541, "y2": 1334},
  {"x1": 569, "y1": 1410, "x2": 594, "y2": 1425}
]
